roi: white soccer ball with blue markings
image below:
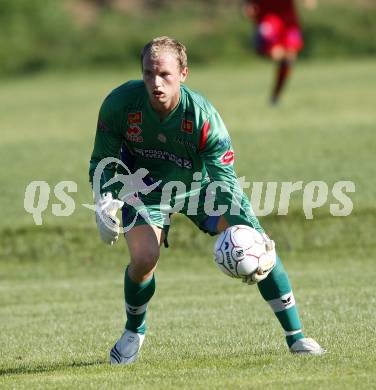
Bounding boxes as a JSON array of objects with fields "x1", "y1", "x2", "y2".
[{"x1": 214, "y1": 225, "x2": 274, "y2": 279}]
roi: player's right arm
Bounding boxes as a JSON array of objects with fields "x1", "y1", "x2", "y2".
[
  {"x1": 89, "y1": 95, "x2": 125, "y2": 245},
  {"x1": 89, "y1": 95, "x2": 124, "y2": 198}
]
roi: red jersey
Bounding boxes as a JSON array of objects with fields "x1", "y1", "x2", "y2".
[{"x1": 251, "y1": 0, "x2": 300, "y2": 26}]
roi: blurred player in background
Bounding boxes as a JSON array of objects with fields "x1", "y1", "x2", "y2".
[
  {"x1": 243, "y1": 0, "x2": 316, "y2": 104},
  {"x1": 89, "y1": 36, "x2": 324, "y2": 365}
]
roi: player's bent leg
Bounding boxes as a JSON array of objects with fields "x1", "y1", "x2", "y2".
[
  {"x1": 257, "y1": 255, "x2": 325, "y2": 355},
  {"x1": 125, "y1": 225, "x2": 163, "y2": 335},
  {"x1": 110, "y1": 224, "x2": 164, "y2": 365},
  {"x1": 213, "y1": 214, "x2": 324, "y2": 354},
  {"x1": 126, "y1": 224, "x2": 164, "y2": 282},
  {"x1": 257, "y1": 256, "x2": 303, "y2": 345}
]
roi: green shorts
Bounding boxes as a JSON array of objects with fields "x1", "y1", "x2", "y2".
[{"x1": 121, "y1": 187, "x2": 263, "y2": 246}]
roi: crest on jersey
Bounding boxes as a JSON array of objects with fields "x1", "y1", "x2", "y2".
[
  {"x1": 128, "y1": 111, "x2": 142, "y2": 125},
  {"x1": 181, "y1": 119, "x2": 193, "y2": 134},
  {"x1": 126, "y1": 126, "x2": 143, "y2": 142}
]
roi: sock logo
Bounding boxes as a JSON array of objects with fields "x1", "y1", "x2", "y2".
[
  {"x1": 126, "y1": 302, "x2": 148, "y2": 315},
  {"x1": 268, "y1": 292, "x2": 295, "y2": 313}
]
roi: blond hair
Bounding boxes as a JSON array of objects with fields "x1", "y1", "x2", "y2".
[{"x1": 141, "y1": 36, "x2": 188, "y2": 70}]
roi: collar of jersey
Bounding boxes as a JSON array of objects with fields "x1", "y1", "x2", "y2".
[{"x1": 145, "y1": 90, "x2": 183, "y2": 125}]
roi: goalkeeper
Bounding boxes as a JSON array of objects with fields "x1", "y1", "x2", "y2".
[{"x1": 89, "y1": 36, "x2": 324, "y2": 364}]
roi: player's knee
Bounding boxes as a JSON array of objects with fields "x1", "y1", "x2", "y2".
[
  {"x1": 270, "y1": 46, "x2": 286, "y2": 61},
  {"x1": 130, "y1": 247, "x2": 160, "y2": 275}
]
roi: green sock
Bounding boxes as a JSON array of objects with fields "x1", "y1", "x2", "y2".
[
  {"x1": 257, "y1": 255, "x2": 304, "y2": 348},
  {"x1": 124, "y1": 266, "x2": 155, "y2": 335}
]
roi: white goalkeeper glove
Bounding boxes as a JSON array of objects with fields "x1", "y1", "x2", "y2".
[
  {"x1": 95, "y1": 192, "x2": 124, "y2": 245},
  {"x1": 242, "y1": 234, "x2": 276, "y2": 285}
]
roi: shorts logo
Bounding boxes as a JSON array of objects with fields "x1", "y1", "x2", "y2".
[
  {"x1": 128, "y1": 111, "x2": 142, "y2": 125},
  {"x1": 220, "y1": 150, "x2": 235, "y2": 165},
  {"x1": 126, "y1": 126, "x2": 143, "y2": 142},
  {"x1": 181, "y1": 119, "x2": 193, "y2": 134}
]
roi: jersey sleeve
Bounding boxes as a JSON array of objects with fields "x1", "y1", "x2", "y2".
[
  {"x1": 199, "y1": 112, "x2": 236, "y2": 184},
  {"x1": 89, "y1": 95, "x2": 124, "y2": 198},
  {"x1": 199, "y1": 111, "x2": 263, "y2": 232}
]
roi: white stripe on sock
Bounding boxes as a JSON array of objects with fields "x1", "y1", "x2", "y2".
[
  {"x1": 285, "y1": 329, "x2": 302, "y2": 336},
  {"x1": 267, "y1": 292, "x2": 295, "y2": 313},
  {"x1": 125, "y1": 302, "x2": 148, "y2": 315}
]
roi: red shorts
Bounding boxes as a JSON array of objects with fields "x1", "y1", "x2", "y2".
[{"x1": 255, "y1": 14, "x2": 303, "y2": 56}]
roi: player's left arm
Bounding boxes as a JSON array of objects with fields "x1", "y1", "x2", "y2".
[
  {"x1": 199, "y1": 111, "x2": 258, "y2": 229},
  {"x1": 200, "y1": 112, "x2": 276, "y2": 282}
]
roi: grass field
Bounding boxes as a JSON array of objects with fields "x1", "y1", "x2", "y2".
[{"x1": 1, "y1": 59, "x2": 375, "y2": 389}]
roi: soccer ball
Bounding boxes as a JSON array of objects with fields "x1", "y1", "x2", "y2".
[{"x1": 214, "y1": 225, "x2": 275, "y2": 279}]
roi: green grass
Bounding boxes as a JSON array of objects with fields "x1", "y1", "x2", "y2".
[
  {"x1": 1, "y1": 60, "x2": 376, "y2": 388},
  {"x1": 1, "y1": 0, "x2": 375, "y2": 76},
  {"x1": 1, "y1": 251, "x2": 375, "y2": 389}
]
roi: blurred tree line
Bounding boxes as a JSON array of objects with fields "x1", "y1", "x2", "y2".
[{"x1": 0, "y1": 0, "x2": 375, "y2": 76}]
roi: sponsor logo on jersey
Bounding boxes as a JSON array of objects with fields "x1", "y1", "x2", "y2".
[
  {"x1": 133, "y1": 148, "x2": 193, "y2": 169},
  {"x1": 128, "y1": 111, "x2": 142, "y2": 125},
  {"x1": 126, "y1": 126, "x2": 143, "y2": 142},
  {"x1": 181, "y1": 119, "x2": 193, "y2": 134},
  {"x1": 220, "y1": 150, "x2": 235, "y2": 165},
  {"x1": 174, "y1": 136, "x2": 197, "y2": 151}
]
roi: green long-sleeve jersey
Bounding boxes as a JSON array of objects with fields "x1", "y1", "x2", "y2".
[{"x1": 89, "y1": 80, "x2": 261, "y2": 229}]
